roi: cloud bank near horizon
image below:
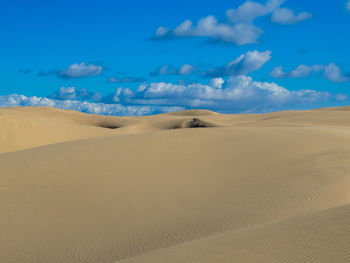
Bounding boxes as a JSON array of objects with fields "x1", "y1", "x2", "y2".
[{"x1": 2, "y1": 74, "x2": 344, "y2": 116}]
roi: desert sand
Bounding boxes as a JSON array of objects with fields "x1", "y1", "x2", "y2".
[{"x1": 1, "y1": 106, "x2": 350, "y2": 263}]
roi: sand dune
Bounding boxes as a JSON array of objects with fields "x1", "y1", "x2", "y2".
[
  {"x1": 1, "y1": 106, "x2": 350, "y2": 263},
  {"x1": 120, "y1": 204, "x2": 350, "y2": 263}
]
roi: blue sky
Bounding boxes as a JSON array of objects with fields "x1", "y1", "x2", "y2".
[{"x1": 1, "y1": 0, "x2": 350, "y2": 115}]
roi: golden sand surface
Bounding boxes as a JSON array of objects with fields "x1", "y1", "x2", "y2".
[{"x1": 1, "y1": 106, "x2": 350, "y2": 263}]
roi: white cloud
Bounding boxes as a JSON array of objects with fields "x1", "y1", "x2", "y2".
[
  {"x1": 323, "y1": 63, "x2": 348, "y2": 83},
  {"x1": 270, "y1": 65, "x2": 323, "y2": 78},
  {"x1": 54, "y1": 86, "x2": 77, "y2": 100},
  {"x1": 209, "y1": 78, "x2": 225, "y2": 89},
  {"x1": 38, "y1": 62, "x2": 103, "y2": 79},
  {"x1": 204, "y1": 50, "x2": 271, "y2": 77},
  {"x1": 59, "y1": 62, "x2": 103, "y2": 79},
  {"x1": 151, "y1": 65, "x2": 171, "y2": 76},
  {"x1": 153, "y1": 0, "x2": 311, "y2": 45},
  {"x1": 270, "y1": 66, "x2": 285, "y2": 78},
  {"x1": 178, "y1": 64, "x2": 196, "y2": 75},
  {"x1": 226, "y1": 0, "x2": 284, "y2": 23},
  {"x1": 111, "y1": 87, "x2": 134, "y2": 103},
  {"x1": 154, "y1": 15, "x2": 262, "y2": 45},
  {"x1": 155, "y1": 26, "x2": 170, "y2": 37},
  {"x1": 271, "y1": 8, "x2": 312, "y2": 25},
  {"x1": 270, "y1": 63, "x2": 349, "y2": 83},
  {"x1": 150, "y1": 64, "x2": 196, "y2": 76},
  {"x1": 336, "y1": 94, "x2": 348, "y2": 101}
]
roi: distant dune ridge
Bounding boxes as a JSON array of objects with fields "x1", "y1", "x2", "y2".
[{"x1": 1, "y1": 106, "x2": 350, "y2": 263}]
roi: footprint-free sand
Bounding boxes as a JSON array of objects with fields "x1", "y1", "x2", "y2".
[{"x1": 1, "y1": 106, "x2": 350, "y2": 263}]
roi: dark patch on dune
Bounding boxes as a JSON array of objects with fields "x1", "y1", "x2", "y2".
[
  {"x1": 99, "y1": 125, "x2": 119, "y2": 129},
  {"x1": 97, "y1": 122, "x2": 121, "y2": 129},
  {"x1": 171, "y1": 118, "x2": 216, "y2": 129},
  {"x1": 187, "y1": 118, "x2": 212, "y2": 128}
]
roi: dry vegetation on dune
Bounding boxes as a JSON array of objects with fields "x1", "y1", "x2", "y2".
[{"x1": 1, "y1": 106, "x2": 350, "y2": 263}]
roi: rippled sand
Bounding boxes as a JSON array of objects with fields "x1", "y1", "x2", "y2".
[{"x1": 1, "y1": 106, "x2": 350, "y2": 263}]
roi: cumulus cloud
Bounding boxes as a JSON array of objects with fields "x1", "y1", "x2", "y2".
[
  {"x1": 153, "y1": 15, "x2": 262, "y2": 45},
  {"x1": 152, "y1": 0, "x2": 311, "y2": 45},
  {"x1": 209, "y1": 78, "x2": 225, "y2": 89},
  {"x1": 38, "y1": 62, "x2": 103, "y2": 79},
  {"x1": 108, "y1": 76, "x2": 147, "y2": 83},
  {"x1": 270, "y1": 63, "x2": 349, "y2": 83},
  {"x1": 177, "y1": 64, "x2": 196, "y2": 75},
  {"x1": 323, "y1": 63, "x2": 349, "y2": 83},
  {"x1": 336, "y1": 94, "x2": 348, "y2": 101},
  {"x1": 271, "y1": 8, "x2": 312, "y2": 25},
  {"x1": 150, "y1": 64, "x2": 196, "y2": 76},
  {"x1": 226, "y1": 0, "x2": 284, "y2": 23},
  {"x1": 270, "y1": 65, "x2": 323, "y2": 78},
  {"x1": 204, "y1": 50, "x2": 271, "y2": 77},
  {"x1": 59, "y1": 62, "x2": 103, "y2": 79},
  {"x1": 50, "y1": 86, "x2": 77, "y2": 100}
]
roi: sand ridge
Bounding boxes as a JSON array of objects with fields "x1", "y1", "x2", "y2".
[{"x1": 1, "y1": 106, "x2": 350, "y2": 262}]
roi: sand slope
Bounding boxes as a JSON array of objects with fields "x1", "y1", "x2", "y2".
[
  {"x1": 120, "y1": 204, "x2": 350, "y2": 263},
  {"x1": 1, "y1": 106, "x2": 350, "y2": 263}
]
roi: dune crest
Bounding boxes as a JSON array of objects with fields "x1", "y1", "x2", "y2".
[{"x1": 1, "y1": 106, "x2": 350, "y2": 263}]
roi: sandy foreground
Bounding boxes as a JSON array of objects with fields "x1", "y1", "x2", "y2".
[{"x1": 1, "y1": 106, "x2": 350, "y2": 263}]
